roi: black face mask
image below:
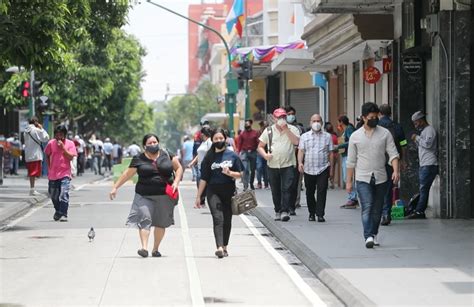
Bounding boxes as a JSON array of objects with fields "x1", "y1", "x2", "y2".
[
  {"x1": 367, "y1": 118, "x2": 379, "y2": 128},
  {"x1": 214, "y1": 141, "x2": 226, "y2": 150},
  {"x1": 146, "y1": 144, "x2": 160, "y2": 154},
  {"x1": 245, "y1": 125, "x2": 251, "y2": 130}
]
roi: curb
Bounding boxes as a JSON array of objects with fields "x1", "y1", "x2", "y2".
[
  {"x1": 0, "y1": 195, "x2": 49, "y2": 224},
  {"x1": 0, "y1": 176, "x2": 110, "y2": 225},
  {"x1": 252, "y1": 207, "x2": 376, "y2": 307}
]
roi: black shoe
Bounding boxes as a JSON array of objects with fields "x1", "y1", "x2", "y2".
[
  {"x1": 289, "y1": 210, "x2": 296, "y2": 216},
  {"x1": 223, "y1": 250, "x2": 229, "y2": 257},
  {"x1": 215, "y1": 250, "x2": 224, "y2": 258},
  {"x1": 309, "y1": 214, "x2": 315, "y2": 221},
  {"x1": 317, "y1": 216, "x2": 325, "y2": 222},
  {"x1": 281, "y1": 212, "x2": 290, "y2": 222},
  {"x1": 152, "y1": 251, "x2": 162, "y2": 257},
  {"x1": 407, "y1": 211, "x2": 426, "y2": 219},
  {"x1": 380, "y1": 215, "x2": 391, "y2": 226},
  {"x1": 53, "y1": 213, "x2": 61, "y2": 221},
  {"x1": 250, "y1": 184, "x2": 255, "y2": 190},
  {"x1": 137, "y1": 249, "x2": 148, "y2": 257}
]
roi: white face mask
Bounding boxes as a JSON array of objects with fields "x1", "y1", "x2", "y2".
[
  {"x1": 277, "y1": 118, "x2": 286, "y2": 126},
  {"x1": 311, "y1": 122, "x2": 322, "y2": 131}
]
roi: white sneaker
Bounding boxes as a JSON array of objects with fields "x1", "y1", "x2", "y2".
[
  {"x1": 365, "y1": 236, "x2": 374, "y2": 248},
  {"x1": 275, "y1": 212, "x2": 281, "y2": 221},
  {"x1": 29, "y1": 190, "x2": 42, "y2": 196},
  {"x1": 59, "y1": 216, "x2": 68, "y2": 222},
  {"x1": 373, "y1": 236, "x2": 380, "y2": 246}
]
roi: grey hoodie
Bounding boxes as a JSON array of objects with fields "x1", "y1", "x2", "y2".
[{"x1": 24, "y1": 124, "x2": 50, "y2": 162}]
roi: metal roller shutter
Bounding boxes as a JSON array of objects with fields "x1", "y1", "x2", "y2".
[{"x1": 288, "y1": 88, "x2": 320, "y2": 127}]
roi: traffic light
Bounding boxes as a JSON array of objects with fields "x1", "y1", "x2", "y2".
[
  {"x1": 33, "y1": 80, "x2": 43, "y2": 97},
  {"x1": 241, "y1": 58, "x2": 253, "y2": 80},
  {"x1": 20, "y1": 81, "x2": 30, "y2": 98}
]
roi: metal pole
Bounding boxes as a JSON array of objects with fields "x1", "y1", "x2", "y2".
[
  {"x1": 146, "y1": 0, "x2": 237, "y2": 136},
  {"x1": 30, "y1": 70, "x2": 35, "y2": 117}
]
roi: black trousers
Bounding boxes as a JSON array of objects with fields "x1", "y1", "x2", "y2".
[
  {"x1": 288, "y1": 166, "x2": 300, "y2": 212},
  {"x1": 206, "y1": 183, "x2": 235, "y2": 248},
  {"x1": 267, "y1": 166, "x2": 295, "y2": 213},
  {"x1": 304, "y1": 168, "x2": 330, "y2": 217}
]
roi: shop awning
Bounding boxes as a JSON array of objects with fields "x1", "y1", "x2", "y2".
[
  {"x1": 304, "y1": 0, "x2": 402, "y2": 14},
  {"x1": 271, "y1": 49, "x2": 335, "y2": 72},
  {"x1": 231, "y1": 41, "x2": 306, "y2": 65},
  {"x1": 302, "y1": 14, "x2": 394, "y2": 65}
]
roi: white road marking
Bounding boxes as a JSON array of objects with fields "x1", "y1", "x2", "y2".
[
  {"x1": 240, "y1": 214, "x2": 327, "y2": 307},
  {"x1": 177, "y1": 191, "x2": 205, "y2": 306}
]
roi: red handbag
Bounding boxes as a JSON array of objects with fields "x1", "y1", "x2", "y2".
[{"x1": 165, "y1": 183, "x2": 179, "y2": 200}]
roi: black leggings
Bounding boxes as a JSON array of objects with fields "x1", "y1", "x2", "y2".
[{"x1": 206, "y1": 183, "x2": 235, "y2": 248}]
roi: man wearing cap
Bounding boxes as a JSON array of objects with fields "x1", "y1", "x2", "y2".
[
  {"x1": 409, "y1": 111, "x2": 438, "y2": 219},
  {"x1": 258, "y1": 108, "x2": 300, "y2": 222}
]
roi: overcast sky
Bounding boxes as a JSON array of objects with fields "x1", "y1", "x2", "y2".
[{"x1": 124, "y1": 0, "x2": 223, "y2": 103}]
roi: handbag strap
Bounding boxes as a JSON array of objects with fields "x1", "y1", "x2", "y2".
[{"x1": 27, "y1": 131, "x2": 43, "y2": 148}]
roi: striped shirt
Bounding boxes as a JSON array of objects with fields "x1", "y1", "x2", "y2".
[{"x1": 298, "y1": 130, "x2": 333, "y2": 175}]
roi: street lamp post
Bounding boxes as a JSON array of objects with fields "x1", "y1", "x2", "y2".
[{"x1": 146, "y1": 0, "x2": 238, "y2": 137}]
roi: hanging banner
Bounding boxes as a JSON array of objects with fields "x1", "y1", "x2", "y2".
[{"x1": 364, "y1": 66, "x2": 381, "y2": 84}]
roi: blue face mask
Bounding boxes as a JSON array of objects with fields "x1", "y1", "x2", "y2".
[{"x1": 286, "y1": 115, "x2": 296, "y2": 124}]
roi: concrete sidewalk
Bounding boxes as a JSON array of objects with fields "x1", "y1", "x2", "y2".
[
  {"x1": 0, "y1": 168, "x2": 106, "y2": 224},
  {"x1": 251, "y1": 187, "x2": 474, "y2": 307}
]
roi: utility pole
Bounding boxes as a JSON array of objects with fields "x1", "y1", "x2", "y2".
[
  {"x1": 244, "y1": 0, "x2": 251, "y2": 121},
  {"x1": 146, "y1": 0, "x2": 238, "y2": 137}
]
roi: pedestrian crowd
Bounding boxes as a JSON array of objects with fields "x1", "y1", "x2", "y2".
[{"x1": 1, "y1": 100, "x2": 438, "y2": 258}]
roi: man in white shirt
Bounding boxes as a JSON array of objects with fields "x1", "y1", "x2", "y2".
[
  {"x1": 24, "y1": 116, "x2": 50, "y2": 195},
  {"x1": 346, "y1": 102, "x2": 400, "y2": 248},
  {"x1": 258, "y1": 108, "x2": 300, "y2": 222},
  {"x1": 298, "y1": 114, "x2": 334, "y2": 222},
  {"x1": 127, "y1": 141, "x2": 141, "y2": 157},
  {"x1": 103, "y1": 137, "x2": 113, "y2": 172}
]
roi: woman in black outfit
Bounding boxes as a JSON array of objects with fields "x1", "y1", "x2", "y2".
[
  {"x1": 195, "y1": 128, "x2": 243, "y2": 258},
  {"x1": 110, "y1": 134, "x2": 183, "y2": 257}
]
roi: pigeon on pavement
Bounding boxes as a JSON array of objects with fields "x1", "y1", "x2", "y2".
[{"x1": 88, "y1": 227, "x2": 95, "y2": 242}]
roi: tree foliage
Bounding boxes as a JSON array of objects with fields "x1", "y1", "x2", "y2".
[
  {"x1": 0, "y1": 1, "x2": 153, "y2": 143},
  {"x1": 155, "y1": 80, "x2": 221, "y2": 152}
]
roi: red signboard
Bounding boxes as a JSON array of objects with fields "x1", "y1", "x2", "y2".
[
  {"x1": 364, "y1": 66, "x2": 381, "y2": 84},
  {"x1": 383, "y1": 57, "x2": 392, "y2": 73}
]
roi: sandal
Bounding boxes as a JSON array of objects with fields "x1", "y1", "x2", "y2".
[
  {"x1": 137, "y1": 249, "x2": 148, "y2": 258},
  {"x1": 152, "y1": 251, "x2": 162, "y2": 257}
]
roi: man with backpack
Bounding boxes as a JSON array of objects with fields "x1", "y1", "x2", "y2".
[
  {"x1": 258, "y1": 108, "x2": 300, "y2": 222},
  {"x1": 378, "y1": 104, "x2": 408, "y2": 225}
]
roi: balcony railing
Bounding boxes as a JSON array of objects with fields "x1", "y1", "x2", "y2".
[{"x1": 302, "y1": 0, "x2": 402, "y2": 14}]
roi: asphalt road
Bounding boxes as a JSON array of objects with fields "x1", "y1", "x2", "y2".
[{"x1": 0, "y1": 174, "x2": 342, "y2": 307}]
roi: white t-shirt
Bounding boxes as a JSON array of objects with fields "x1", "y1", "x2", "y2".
[
  {"x1": 128, "y1": 144, "x2": 141, "y2": 157},
  {"x1": 197, "y1": 139, "x2": 212, "y2": 168}
]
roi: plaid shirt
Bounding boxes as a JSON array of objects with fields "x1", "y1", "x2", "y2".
[{"x1": 298, "y1": 130, "x2": 333, "y2": 175}]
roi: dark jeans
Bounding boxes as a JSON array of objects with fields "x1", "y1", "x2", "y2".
[
  {"x1": 241, "y1": 150, "x2": 257, "y2": 189},
  {"x1": 77, "y1": 152, "x2": 85, "y2": 175},
  {"x1": 206, "y1": 183, "x2": 235, "y2": 248},
  {"x1": 104, "y1": 154, "x2": 112, "y2": 171},
  {"x1": 416, "y1": 165, "x2": 438, "y2": 213},
  {"x1": 48, "y1": 177, "x2": 71, "y2": 217},
  {"x1": 356, "y1": 179, "x2": 388, "y2": 239},
  {"x1": 304, "y1": 168, "x2": 330, "y2": 217},
  {"x1": 93, "y1": 154, "x2": 102, "y2": 175},
  {"x1": 382, "y1": 165, "x2": 394, "y2": 217},
  {"x1": 196, "y1": 167, "x2": 207, "y2": 205},
  {"x1": 267, "y1": 166, "x2": 295, "y2": 213},
  {"x1": 256, "y1": 154, "x2": 268, "y2": 186},
  {"x1": 289, "y1": 166, "x2": 300, "y2": 212}
]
